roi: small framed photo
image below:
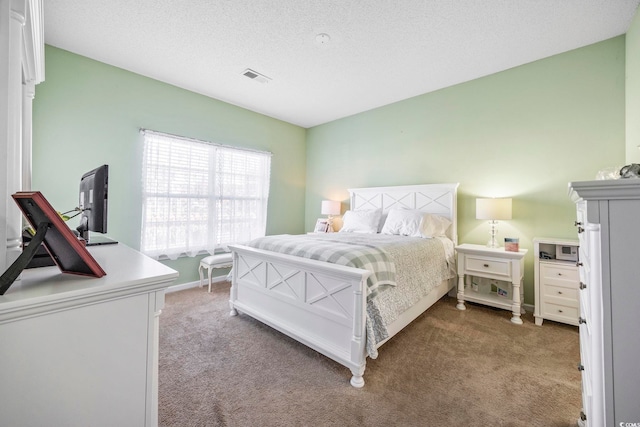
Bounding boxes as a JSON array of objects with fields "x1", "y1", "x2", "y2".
[
  {"x1": 505, "y1": 237, "x2": 519, "y2": 252},
  {"x1": 314, "y1": 218, "x2": 329, "y2": 233}
]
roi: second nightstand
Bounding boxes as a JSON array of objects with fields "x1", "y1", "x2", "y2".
[
  {"x1": 455, "y1": 243, "x2": 528, "y2": 324},
  {"x1": 533, "y1": 237, "x2": 580, "y2": 326}
]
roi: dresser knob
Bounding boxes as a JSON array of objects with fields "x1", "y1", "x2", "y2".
[
  {"x1": 579, "y1": 282, "x2": 587, "y2": 290},
  {"x1": 558, "y1": 309, "x2": 563, "y2": 313},
  {"x1": 576, "y1": 262, "x2": 583, "y2": 267},
  {"x1": 578, "y1": 317, "x2": 586, "y2": 325},
  {"x1": 574, "y1": 221, "x2": 583, "y2": 227},
  {"x1": 483, "y1": 264, "x2": 489, "y2": 268},
  {"x1": 577, "y1": 363, "x2": 584, "y2": 371},
  {"x1": 557, "y1": 291, "x2": 563, "y2": 295},
  {"x1": 577, "y1": 226, "x2": 584, "y2": 234},
  {"x1": 580, "y1": 411, "x2": 587, "y2": 421}
]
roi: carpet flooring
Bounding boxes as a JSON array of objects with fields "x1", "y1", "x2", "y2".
[{"x1": 159, "y1": 283, "x2": 582, "y2": 426}]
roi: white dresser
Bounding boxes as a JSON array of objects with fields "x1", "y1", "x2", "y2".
[
  {"x1": 569, "y1": 179, "x2": 640, "y2": 427},
  {"x1": 0, "y1": 244, "x2": 178, "y2": 427}
]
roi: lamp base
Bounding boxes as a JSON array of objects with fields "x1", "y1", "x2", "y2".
[
  {"x1": 486, "y1": 238, "x2": 500, "y2": 249},
  {"x1": 486, "y1": 220, "x2": 501, "y2": 248}
]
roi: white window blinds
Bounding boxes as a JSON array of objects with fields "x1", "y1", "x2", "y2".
[{"x1": 140, "y1": 130, "x2": 271, "y2": 259}]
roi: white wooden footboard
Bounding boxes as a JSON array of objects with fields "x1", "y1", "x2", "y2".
[{"x1": 229, "y1": 244, "x2": 372, "y2": 387}]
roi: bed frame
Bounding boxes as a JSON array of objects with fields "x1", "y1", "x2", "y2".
[{"x1": 228, "y1": 183, "x2": 459, "y2": 387}]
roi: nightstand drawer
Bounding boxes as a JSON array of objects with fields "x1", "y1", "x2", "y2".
[
  {"x1": 540, "y1": 263, "x2": 579, "y2": 285},
  {"x1": 542, "y1": 301, "x2": 578, "y2": 322},
  {"x1": 465, "y1": 256, "x2": 510, "y2": 278},
  {"x1": 542, "y1": 284, "x2": 579, "y2": 306}
]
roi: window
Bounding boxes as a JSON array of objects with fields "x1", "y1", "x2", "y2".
[{"x1": 140, "y1": 130, "x2": 271, "y2": 260}]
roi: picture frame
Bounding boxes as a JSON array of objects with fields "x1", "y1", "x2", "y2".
[
  {"x1": 314, "y1": 218, "x2": 330, "y2": 233},
  {"x1": 0, "y1": 191, "x2": 106, "y2": 295},
  {"x1": 504, "y1": 237, "x2": 520, "y2": 252}
]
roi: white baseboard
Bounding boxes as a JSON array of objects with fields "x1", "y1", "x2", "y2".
[{"x1": 166, "y1": 275, "x2": 228, "y2": 294}]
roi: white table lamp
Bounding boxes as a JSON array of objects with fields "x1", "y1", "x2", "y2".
[
  {"x1": 321, "y1": 200, "x2": 341, "y2": 232},
  {"x1": 476, "y1": 198, "x2": 512, "y2": 248}
]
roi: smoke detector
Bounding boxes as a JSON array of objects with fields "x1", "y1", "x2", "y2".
[
  {"x1": 242, "y1": 68, "x2": 271, "y2": 84},
  {"x1": 315, "y1": 33, "x2": 331, "y2": 45}
]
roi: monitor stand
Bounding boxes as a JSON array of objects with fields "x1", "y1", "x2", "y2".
[{"x1": 86, "y1": 234, "x2": 118, "y2": 246}]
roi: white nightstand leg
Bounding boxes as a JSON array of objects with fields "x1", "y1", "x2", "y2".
[
  {"x1": 510, "y1": 280, "x2": 523, "y2": 324},
  {"x1": 456, "y1": 273, "x2": 466, "y2": 310}
]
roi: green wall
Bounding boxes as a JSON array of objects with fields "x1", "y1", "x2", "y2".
[
  {"x1": 32, "y1": 46, "x2": 307, "y2": 284},
  {"x1": 33, "y1": 36, "x2": 629, "y2": 302},
  {"x1": 306, "y1": 37, "x2": 626, "y2": 305},
  {"x1": 627, "y1": 7, "x2": 640, "y2": 163}
]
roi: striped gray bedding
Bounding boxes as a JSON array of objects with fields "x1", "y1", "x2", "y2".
[{"x1": 246, "y1": 233, "x2": 398, "y2": 298}]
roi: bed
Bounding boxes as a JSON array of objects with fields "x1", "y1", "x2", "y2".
[{"x1": 228, "y1": 183, "x2": 459, "y2": 387}]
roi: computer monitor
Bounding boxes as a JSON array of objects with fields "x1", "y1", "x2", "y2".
[{"x1": 76, "y1": 164, "x2": 114, "y2": 245}]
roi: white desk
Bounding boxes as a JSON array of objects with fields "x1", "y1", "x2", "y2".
[{"x1": 0, "y1": 243, "x2": 178, "y2": 427}]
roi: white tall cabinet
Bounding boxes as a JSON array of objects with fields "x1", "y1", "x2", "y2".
[
  {"x1": 1, "y1": 0, "x2": 45, "y2": 276},
  {"x1": 0, "y1": 244, "x2": 178, "y2": 427},
  {"x1": 569, "y1": 179, "x2": 640, "y2": 427}
]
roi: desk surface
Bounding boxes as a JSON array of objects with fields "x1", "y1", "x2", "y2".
[{"x1": 0, "y1": 243, "x2": 178, "y2": 322}]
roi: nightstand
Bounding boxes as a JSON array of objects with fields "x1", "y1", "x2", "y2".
[
  {"x1": 533, "y1": 237, "x2": 580, "y2": 326},
  {"x1": 455, "y1": 243, "x2": 528, "y2": 324}
]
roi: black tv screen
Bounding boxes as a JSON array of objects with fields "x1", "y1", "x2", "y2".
[{"x1": 77, "y1": 164, "x2": 108, "y2": 242}]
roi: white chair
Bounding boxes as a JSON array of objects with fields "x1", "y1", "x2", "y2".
[{"x1": 198, "y1": 253, "x2": 233, "y2": 292}]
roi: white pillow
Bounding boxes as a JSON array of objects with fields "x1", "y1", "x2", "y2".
[
  {"x1": 420, "y1": 214, "x2": 452, "y2": 238},
  {"x1": 339, "y1": 209, "x2": 382, "y2": 234},
  {"x1": 381, "y1": 208, "x2": 423, "y2": 237}
]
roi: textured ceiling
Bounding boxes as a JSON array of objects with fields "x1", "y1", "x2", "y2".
[{"x1": 44, "y1": 0, "x2": 640, "y2": 128}]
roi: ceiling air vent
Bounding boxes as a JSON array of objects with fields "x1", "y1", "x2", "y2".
[{"x1": 242, "y1": 68, "x2": 271, "y2": 84}]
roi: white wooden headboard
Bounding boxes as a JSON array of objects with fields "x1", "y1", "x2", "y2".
[{"x1": 348, "y1": 183, "x2": 459, "y2": 244}]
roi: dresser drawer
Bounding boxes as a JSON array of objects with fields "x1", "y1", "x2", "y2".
[
  {"x1": 575, "y1": 202, "x2": 589, "y2": 261},
  {"x1": 578, "y1": 260, "x2": 589, "y2": 287},
  {"x1": 579, "y1": 322, "x2": 593, "y2": 418},
  {"x1": 579, "y1": 291, "x2": 591, "y2": 334},
  {"x1": 465, "y1": 256, "x2": 510, "y2": 279}
]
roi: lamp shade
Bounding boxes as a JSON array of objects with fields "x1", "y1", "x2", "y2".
[
  {"x1": 476, "y1": 198, "x2": 512, "y2": 220},
  {"x1": 321, "y1": 200, "x2": 341, "y2": 216}
]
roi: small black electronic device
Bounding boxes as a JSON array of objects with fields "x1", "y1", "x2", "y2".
[
  {"x1": 539, "y1": 251, "x2": 554, "y2": 260},
  {"x1": 76, "y1": 165, "x2": 117, "y2": 246}
]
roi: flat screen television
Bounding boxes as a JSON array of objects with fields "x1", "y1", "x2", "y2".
[{"x1": 76, "y1": 164, "x2": 116, "y2": 246}]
